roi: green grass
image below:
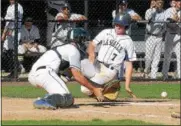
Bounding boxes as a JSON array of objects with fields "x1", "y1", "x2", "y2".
[
  {"x1": 2, "y1": 119, "x2": 159, "y2": 125},
  {"x1": 2, "y1": 82, "x2": 180, "y2": 99}
]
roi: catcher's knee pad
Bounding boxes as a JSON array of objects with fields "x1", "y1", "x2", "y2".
[
  {"x1": 80, "y1": 86, "x2": 93, "y2": 96},
  {"x1": 45, "y1": 94, "x2": 74, "y2": 108}
]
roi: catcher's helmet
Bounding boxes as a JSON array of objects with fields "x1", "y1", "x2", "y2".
[
  {"x1": 67, "y1": 28, "x2": 91, "y2": 58},
  {"x1": 67, "y1": 28, "x2": 90, "y2": 43},
  {"x1": 113, "y1": 13, "x2": 131, "y2": 27}
]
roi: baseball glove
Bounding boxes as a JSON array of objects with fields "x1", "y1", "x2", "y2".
[{"x1": 102, "y1": 80, "x2": 121, "y2": 101}]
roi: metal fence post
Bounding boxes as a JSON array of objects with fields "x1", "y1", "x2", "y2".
[
  {"x1": 116, "y1": 0, "x2": 119, "y2": 15},
  {"x1": 14, "y1": 0, "x2": 19, "y2": 81},
  {"x1": 84, "y1": 0, "x2": 88, "y2": 30}
]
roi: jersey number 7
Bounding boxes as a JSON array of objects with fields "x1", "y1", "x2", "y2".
[{"x1": 111, "y1": 53, "x2": 117, "y2": 61}]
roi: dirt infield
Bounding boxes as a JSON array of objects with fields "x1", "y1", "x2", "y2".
[{"x1": 2, "y1": 97, "x2": 180, "y2": 125}]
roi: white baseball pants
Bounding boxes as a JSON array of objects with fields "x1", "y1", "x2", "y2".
[
  {"x1": 162, "y1": 33, "x2": 180, "y2": 78},
  {"x1": 28, "y1": 67, "x2": 70, "y2": 95},
  {"x1": 145, "y1": 35, "x2": 163, "y2": 79},
  {"x1": 80, "y1": 59, "x2": 117, "y2": 95}
]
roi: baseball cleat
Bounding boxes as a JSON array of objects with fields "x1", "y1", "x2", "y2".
[{"x1": 33, "y1": 98, "x2": 57, "y2": 110}]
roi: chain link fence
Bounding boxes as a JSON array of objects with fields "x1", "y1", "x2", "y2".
[{"x1": 1, "y1": 0, "x2": 180, "y2": 81}]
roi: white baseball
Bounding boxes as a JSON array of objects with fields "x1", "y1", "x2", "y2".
[{"x1": 161, "y1": 91, "x2": 168, "y2": 98}]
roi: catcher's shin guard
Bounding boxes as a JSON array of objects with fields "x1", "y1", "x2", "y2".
[{"x1": 45, "y1": 94, "x2": 74, "y2": 108}]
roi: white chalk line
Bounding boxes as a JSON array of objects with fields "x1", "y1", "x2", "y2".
[
  {"x1": 123, "y1": 102, "x2": 180, "y2": 107},
  {"x1": 4, "y1": 109, "x2": 172, "y2": 119},
  {"x1": 81, "y1": 102, "x2": 180, "y2": 107},
  {"x1": 79, "y1": 109, "x2": 173, "y2": 119}
]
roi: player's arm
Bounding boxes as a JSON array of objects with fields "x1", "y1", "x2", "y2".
[
  {"x1": 124, "y1": 61, "x2": 136, "y2": 98},
  {"x1": 87, "y1": 29, "x2": 106, "y2": 63},
  {"x1": 70, "y1": 68, "x2": 104, "y2": 102},
  {"x1": 70, "y1": 14, "x2": 87, "y2": 21},
  {"x1": 1, "y1": 28, "x2": 8, "y2": 41},
  {"x1": 165, "y1": 8, "x2": 179, "y2": 28},
  {"x1": 69, "y1": 49, "x2": 104, "y2": 102},
  {"x1": 131, "y1": 14, "x2": 142, "y2": 21},
  {"x1": 129, "y1": 10, "x2": 142, "y2": 21},
  {"x1": 87, "y1": 41, "x2": 96, "y2": 63},
  {"x1": 124, "y1": 39, "x2": 137, "y2": 98}
]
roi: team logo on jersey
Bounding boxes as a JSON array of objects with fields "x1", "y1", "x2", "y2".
[
  {"x1": 119, "y1": 15, "x2": 123, "y2": 20},
  {"x1": 102, "y1": 39, "x2": 123, "y2": 53}
]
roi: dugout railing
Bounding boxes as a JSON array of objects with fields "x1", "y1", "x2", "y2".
[{"x1": 1, "y1": 0, "x2": 180, "y2": 81}]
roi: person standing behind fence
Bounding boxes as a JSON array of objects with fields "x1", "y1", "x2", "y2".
[
  {"x1": 112, "y1": 0, "x2": 142, "y2": 21},
  {"x1": 144, "y1": 0, "x2": 165, "y2": 79},
  {"x1": 50, "y1": 1, "x2": 87, "y2": 48},
  {"x1": 1, "y1": 0, "x2": 23, "y2": 77},
  {"x1": 162, "y1": 0, "x2": 181, "y2": 80}
]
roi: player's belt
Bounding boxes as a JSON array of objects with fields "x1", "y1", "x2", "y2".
[
  {"x1": 146, "y1": 33, "x2": 160, "y2": 36},
  {"x1": 169, "y1": 33, "x2": 177, "y2": 35},
  {"x1": 36, "y1": 66, "x2": 46, "y2": 71},
  {"x1": 98, "y1": 61, "x2": 115, "y2": 70}
]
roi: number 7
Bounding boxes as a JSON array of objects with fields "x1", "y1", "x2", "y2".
[{"x1": 111, "y1": 53, "x2": 117, "y2": 61}]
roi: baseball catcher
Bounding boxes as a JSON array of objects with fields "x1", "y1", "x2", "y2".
[{"x1": 28, "y1": 28, "x2": 104, "y2": 110}]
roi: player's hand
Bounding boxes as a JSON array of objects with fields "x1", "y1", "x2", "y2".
[
  {"x1": 125, "y1": 87, "x2": 137, "y2": 99},
  {"x1": 79, "y1": 16, "x2": 87, "y2": 20},
  {"x1": 150, "y1": 0, "x2": 156, "y2": 8},
  {"x1": 56, "y1": 13, "x2": 69, "y2": 21},
  {"x1": 92, "y1": 87, "x2": 104, "y2": 102}
]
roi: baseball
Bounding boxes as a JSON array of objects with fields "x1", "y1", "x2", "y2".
[{"x1": 161, "y1": 91, "x2": 168, "y2": 98}]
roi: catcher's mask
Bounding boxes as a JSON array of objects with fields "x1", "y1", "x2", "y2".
[{"x1": 67, "y1": 28, "x2": 91, "y2": 58}]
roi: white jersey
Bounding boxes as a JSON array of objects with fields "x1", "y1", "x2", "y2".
[
  {"x1": 20, "y1": 25, "x2": 40, "y2": 43},
  {"x1": 51, "y1": 13, "x2": 85, "y2": 47},
  {"x1": 164, "y1": 7, "x2": 180, "y2": 34},
  {"x1": 31, "y1": 44, "x2": 81, "y2": 73},
  {"x1": 93, "y1": 29, "x2": 137, "y2": 71},
  {"x1": 112, "y1": 8, "x2": 137, "y2": 19},
  {"x1": 4, "y1": 3, "x2": 23, "y2": 29},
  {"x1": 145, "y1": 8, "x2": 165, "y2": 35},
  {"x1": 178, "y1": 11, "x2": 181, "y2": 28}
]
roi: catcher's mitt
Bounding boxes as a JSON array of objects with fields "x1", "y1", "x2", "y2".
[{"x1": 102, "y1": 80, "x2": 121, "y2": 101}]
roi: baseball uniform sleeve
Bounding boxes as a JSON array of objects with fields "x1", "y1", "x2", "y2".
[
  {"x1": 178, "y1": 11, "x2": 180, "y2": 19},
  {"x1": 178, "y1": 11, "x2": 181, "y2": 28},
  {"x1": 165, "y1": 8, "x2": 179, "y2": 29},
  {"x1": 20, "y1": 27, "x2": 26, "y2": 41},
  {"x1": 164, "y1": 8, "x2": 175, "y2": 20},
  {"x1": 70, "y1": 13, "x2": 84, "y2": 20},
  {"x1": 4, "y1": 4, "x2": 23, "y2": 29},
  {"x1": 112, "y1": 10, "x2": 116, "y2": 19},
  {"x1": 145, "y1": 8, "x2": 156, "y2": 20},
  {"x1": 34, "y1": 26, "x2": 40, "y2": 40},
  {"x1": 4, "y1": 6, "x2": 12, "y2": 29},
  {"x1": 127, "y1": 9, "x2": 137, "y2": 17},
  {"x1": 124, "y1": 39, "x2": 137, "y2": 61},
  {"x1": 69, "y1": 47, "x2": 81, "y2": 70},
  {"x1": 92, "y1": 29, "x2": 107, "y2": 45}
]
